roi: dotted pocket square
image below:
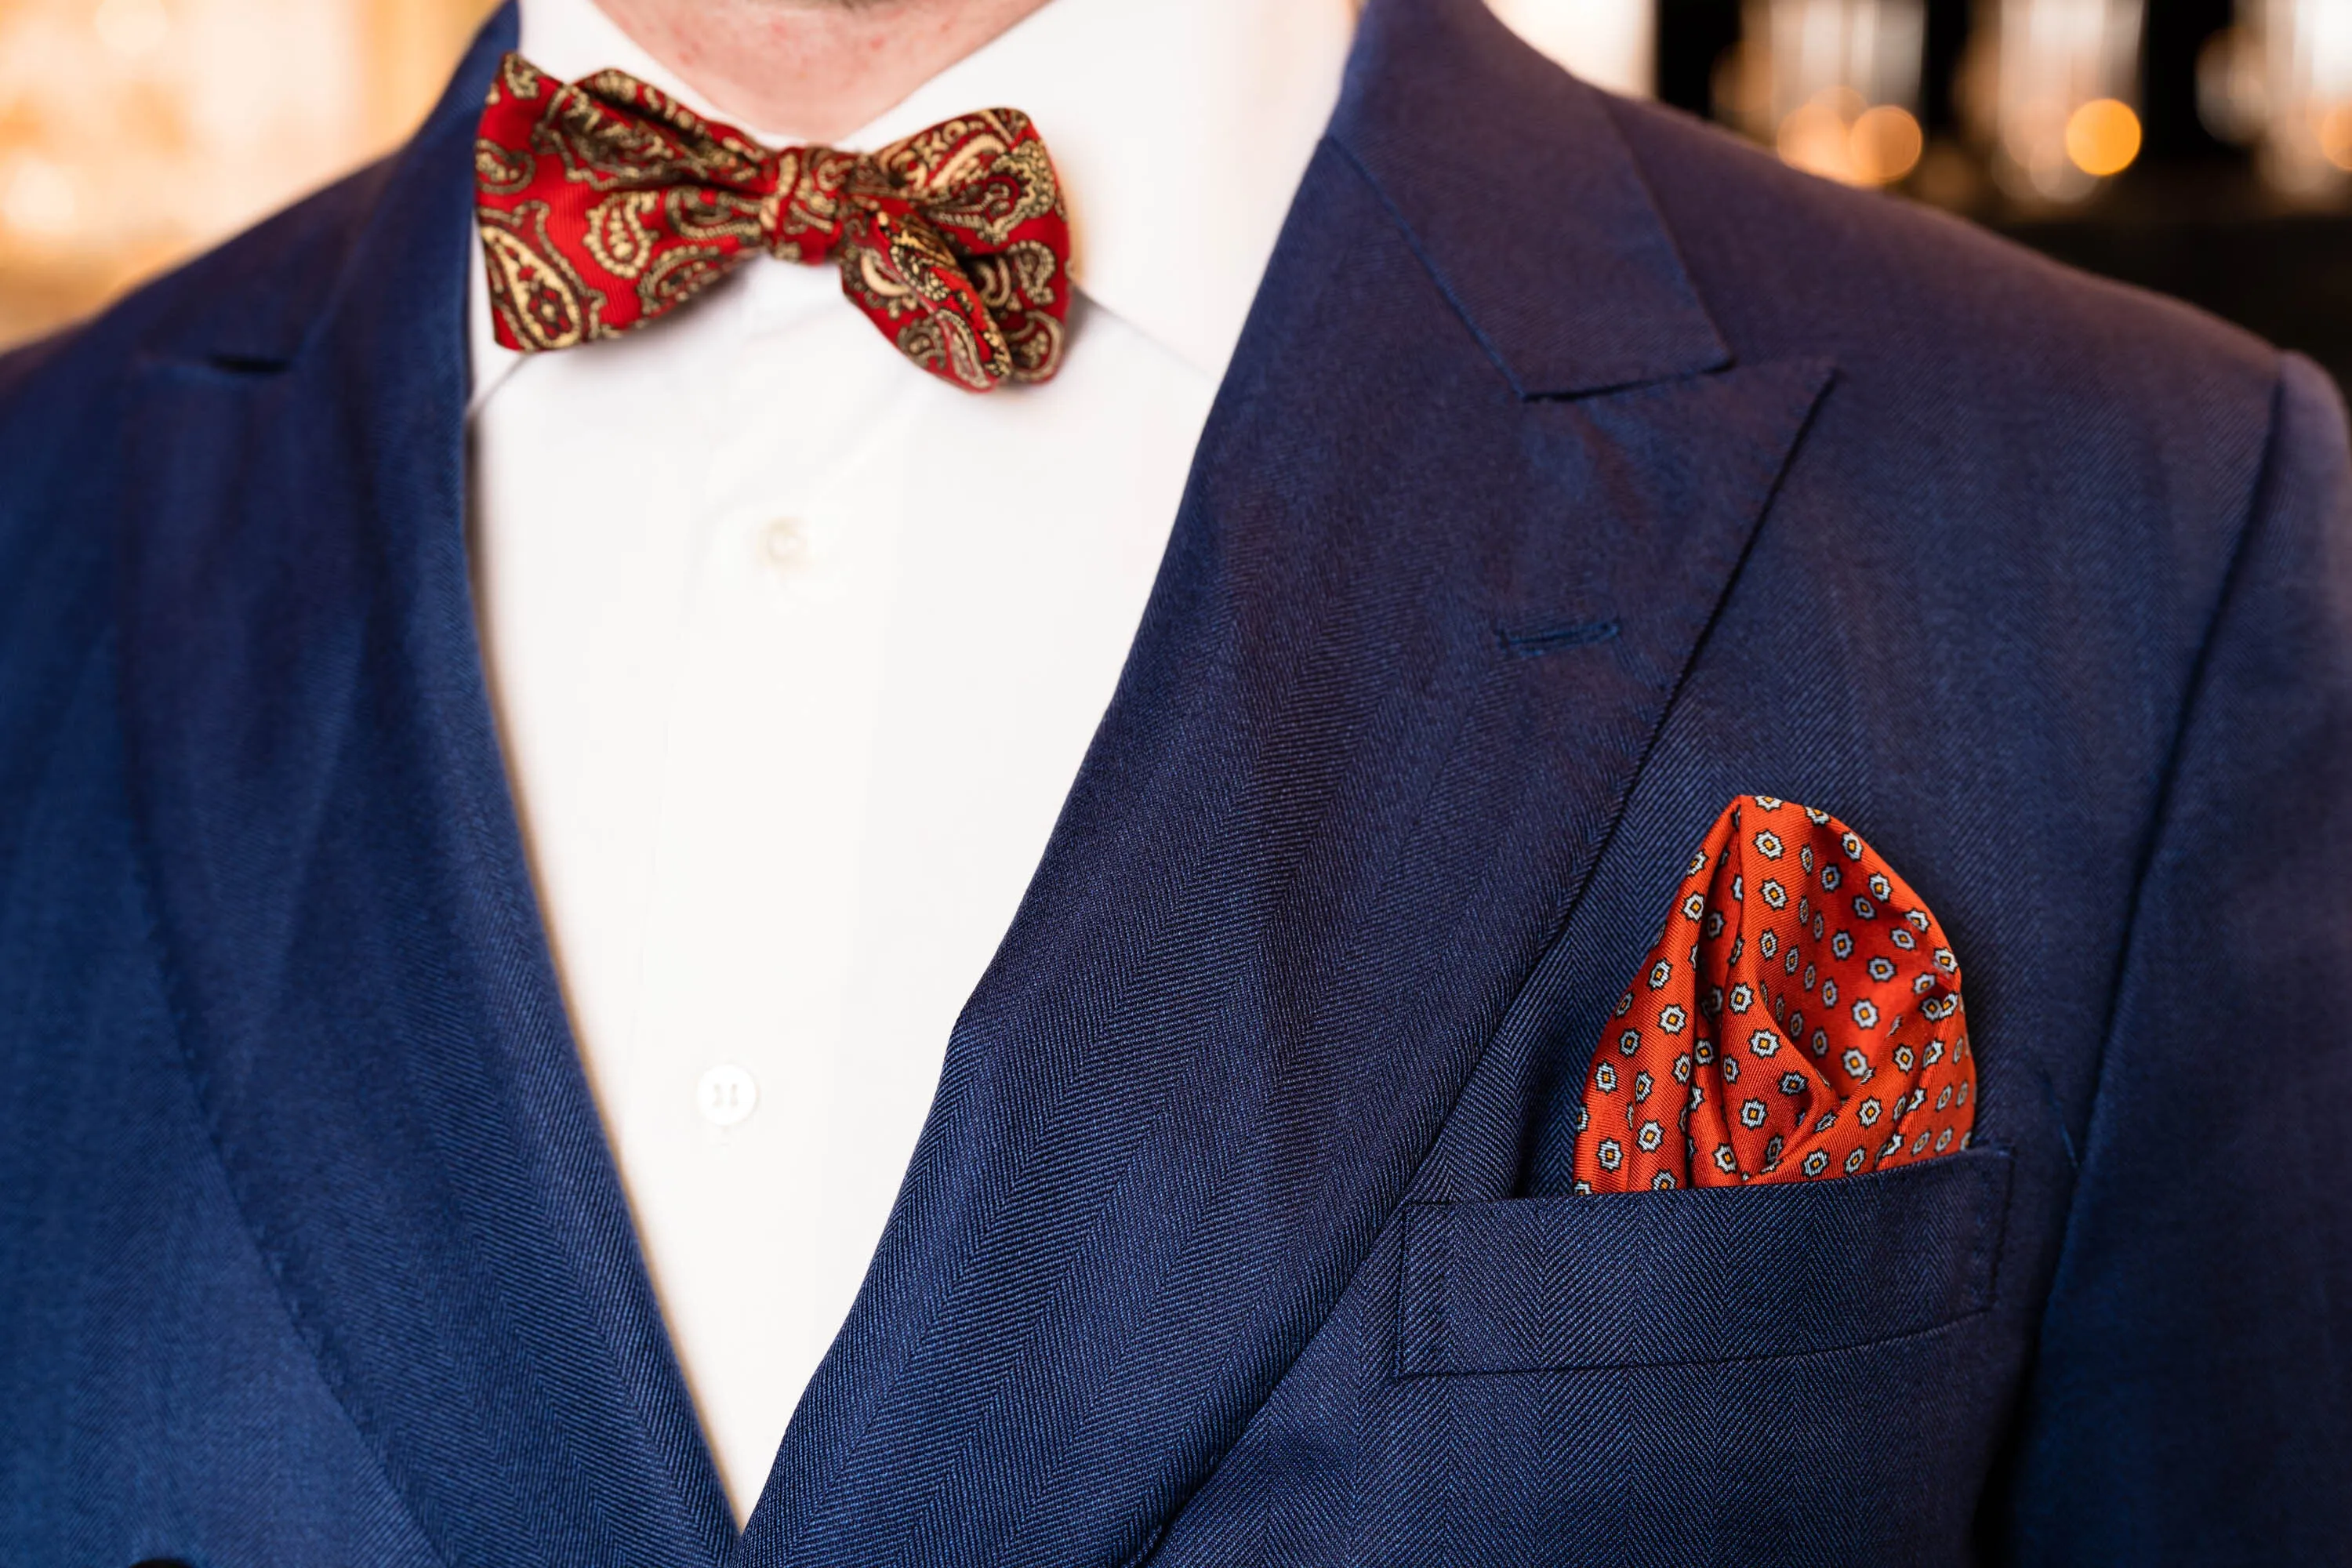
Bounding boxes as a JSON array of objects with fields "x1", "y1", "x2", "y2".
[{"x1": 1572, "y1": 796, "x2": 1973, "y2": 1193}]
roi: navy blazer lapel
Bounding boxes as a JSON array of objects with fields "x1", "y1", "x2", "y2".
[
  {"x1": 115, "y1": 10, "x2": 732, "y2": 1566},
  {"x1": 745, "y1": 0, "x2": 1829, "y2": 1563}
]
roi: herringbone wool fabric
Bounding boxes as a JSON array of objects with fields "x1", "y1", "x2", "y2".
[{"x1": 9, "y1": 0, "x2": 2352, "y2": 1561}]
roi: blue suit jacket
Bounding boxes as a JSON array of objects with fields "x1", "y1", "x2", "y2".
[{"x1": 5, "y1": 0, "x2": 2350, "y2": 1562}]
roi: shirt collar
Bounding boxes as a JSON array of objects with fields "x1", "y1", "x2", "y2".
[{"x1": 504, "y1": 0, "x2": 1359, "y2": 382}]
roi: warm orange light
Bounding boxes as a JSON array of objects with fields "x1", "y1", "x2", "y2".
[
  {"x1": 1776, "y1": 93, "x2": 1922, "y2": 189},
  {"x1": 92, "y1": 0, "x2": 172, "y2": 59},
  {"x1": 2321, "y1": 104, "x2": 2352, "y2": 172},
  {"x1": 1776, "y1": 97, "x2": 1854, "y2": 183},
  {"x1": 1, "y1": 158, "x2": 79, "y2": 241},
  {"x1": 1849, "y1": 104, "x2": 1924, "y2": 186},
  {"x1": 0, "y1": 0, "x2": 499, "y2": 354},
  {"x1": 2064, "y1": 98, "x2": 2142, "y2": 179}
]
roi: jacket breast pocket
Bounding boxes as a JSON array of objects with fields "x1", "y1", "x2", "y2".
[{"x1": 1396, "y1": 1146, "x2": 2013, "y2": 1376}]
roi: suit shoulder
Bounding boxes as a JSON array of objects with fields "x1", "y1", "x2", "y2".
[
  {"x1": 0, "y1": 154, "x2": 394, "y2": 562},
  {"x1": 0, "y1": 153, "x2": 396, "y2": 416},
  {"x1": 1602, "y1": 95, "x2": 2281, "y2": 437}
]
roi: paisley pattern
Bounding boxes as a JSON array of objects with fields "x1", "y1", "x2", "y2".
[
  {"x1": 474, "y1": 53, "x2": 1070, "y2": 391},
  {"x1": 1572, "y1": 797, "x2": 1975, "y2": 1193}
]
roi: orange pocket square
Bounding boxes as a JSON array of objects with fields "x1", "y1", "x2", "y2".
[{"x1": 1572, "y1": 796, "x2": 1973, "y2": 1192}]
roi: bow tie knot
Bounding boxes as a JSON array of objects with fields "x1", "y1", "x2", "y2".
[{"x1": 475, "y1": 53, "x2": 1071, "y2": 391}]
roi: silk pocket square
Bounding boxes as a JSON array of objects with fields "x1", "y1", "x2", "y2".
[{"x1": 1572, "y1": 796, "x2": 1973, "y2": 1192}]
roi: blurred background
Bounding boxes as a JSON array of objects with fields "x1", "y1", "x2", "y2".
[
  {"x1": 0, "y1": 0, "x2": 2346, "y2": 390},
  {"x1": 0, "y1": 0, "x2": 492, "y2": 346}
]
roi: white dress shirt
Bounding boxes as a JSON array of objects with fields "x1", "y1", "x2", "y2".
[{"x1": 467, "y1": 0, "x2": 1356, "y2": 1521}]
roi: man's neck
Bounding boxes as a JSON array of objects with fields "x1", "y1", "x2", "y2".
[{"x1": 588, "y1": 0, "x2": 1058, "y2": 142}]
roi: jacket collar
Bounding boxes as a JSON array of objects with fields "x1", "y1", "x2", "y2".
[
  {"x1": 119, "y1": 1, "x2": 1821, "y2": 1564},
  {"x1": 170, "y1": 0, "x2": 1726, "y2": 398}
]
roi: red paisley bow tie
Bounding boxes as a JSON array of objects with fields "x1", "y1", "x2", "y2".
[
  {"x1": 1574, "y1": 796, "x2": 1975, "y2": 1192},
  {"x1": 474, "y1": 53, "x2": 1071, "y2": 392}
]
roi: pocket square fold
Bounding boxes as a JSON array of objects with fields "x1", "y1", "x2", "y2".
[{"x1": 1572, "y1": 796, "x2": 1973, "y2": 1192}]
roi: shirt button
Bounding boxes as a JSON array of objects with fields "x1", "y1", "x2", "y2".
[
  {"x1": 760, "y1": 517, "x2": 808, "y2": 574},
  {"x1": 696, "y1": 1064, "x2": 759, "y2": 1127}
]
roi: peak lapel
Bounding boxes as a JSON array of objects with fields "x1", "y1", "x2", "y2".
[
  {"x1": 115, "y1": 9, "x2": 732, "y2": 1565},
  {"x1": 1336, "y1": 0, "x2": 1730, "y2": 396},
  {"x1": 743, "y1": 1, "x2": 1828, "y2": 1563}
]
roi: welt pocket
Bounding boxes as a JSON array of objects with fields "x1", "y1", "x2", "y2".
[{"x1": 1395, "y1": 1147, "x2": 2012, "y2": 1376}]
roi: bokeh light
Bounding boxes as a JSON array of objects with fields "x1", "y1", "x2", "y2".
[
  {"x1": 2325, "y1": 103, "x2": 2352, "y2": 170},
  {"x1": 2063, "y1": 96, "x2": 2142, "y2": 176},
  {"x1": 2199, "y1": 2, "x2": 2352, "y2": 200},
  {"x1": 1963, "y1": 0, "x2": 2147, "y2": 202},
  {"x1": 1723, "y1": 0, "x2": 1930, "y2": 189},
  {"x1": 1850, "y1": 101, "x2": 1926, "y2": 183}
]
